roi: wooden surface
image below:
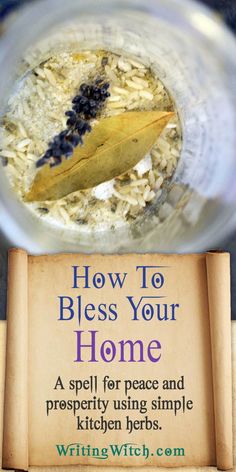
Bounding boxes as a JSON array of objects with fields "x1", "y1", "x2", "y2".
[{"x1": 0, "y1": 321, "x2": 235, "y2": 471}]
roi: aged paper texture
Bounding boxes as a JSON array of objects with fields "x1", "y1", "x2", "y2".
[{"x1": 2, "y1": 252, "x2": 233, "y2": 470}]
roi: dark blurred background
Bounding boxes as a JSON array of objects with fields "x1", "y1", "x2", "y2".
[
  {"x1": 0, "y1": 0, "x2": 235, "y2": 320},
  {"x1": 0, "y1": 0, "x2": 235, "y2": 28}
]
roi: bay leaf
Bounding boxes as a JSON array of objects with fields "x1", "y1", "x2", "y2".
[{"x1": 25, "y1": 110, "x2": 174, "y2": 202}]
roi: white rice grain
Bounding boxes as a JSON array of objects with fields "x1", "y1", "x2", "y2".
[
  {"x1": 158, "y1": 138, "x2": 170, "y2": 153},
  {"x1": 151, "y1": 149, "x2": 161, "y2": 161},
  {"x1": 130, "y1": 173, "x2": 137, "y2": 180},
  {"x1": 155, "y1": 176, "x2": 164, "y2": 190},
  {"x1": 171, "y1": 148, "x2": 180, "y2": 157},
  {"x1": 124, "y1": 195, "x2": 138, "y2": 206},
  {"x1": 139, "y1": 90, "x2": 154, "y2": 100},
  {"x1": 125, "y1": 69, "x2": 139, "y2": 78},
  {"x1": 27, "y1": 153, "x2": 38, "y2": 161},
  {"x1": 44, "y1": 68, "x2": 57, "y2": 86},
  {"x1": 35, "y1": 67, "x2": 46, "y2": 78},
  {"x1": 148, "y1": 170, "x2": 155, "y2": 187},
  {"x1": 17, "y1": 151, "x2": 26, "y2": 160},
  {"x1": 108, "y1": 95, "x2": 122, "y2": 102},
  {"x1": 16, "y1": 138, "x2": 31, "y2": 150},
  {"x1": 144, "y1": 185, "x2": 151, "y2": 201},
  {"x1": 167, "y1": 123, "x2": 177, "y2": 129},
  {"x1": 118, "y1": 58, "x2": 132, "y2": 72},
  {"x1": 18, "y1": 122, "x2": 28, "y2": 138},
  {"x1": 22, "y1": 101, "x2": 30, "y2": 115},
  {"x1": 128, "y1": 58, "x2": 146, "y2": 69},
  {"x1": 137, "y1": 195, "x2": 146, "y2": 207},
  {"x1": 166, "y1": 161, "x2": 174, "y2": 174},
  {"x1": 112, "y1": 86, "x2": 129, "y2": 96},
  {"x1": 111, "y1": 56, "x2": 119, "y2": 70},
  {"x1": 131, "y1": 178, "x2": 149, "y2": 187},
  {"x1": 112, "y1": 189, "x2": 126, "y2": 200},
  {"x1": 16, "y1": 103, "x2": 24, "y2": 119},
  {"x1": 160, "y1": 158, "x2": 167, "y2": 170},
  {"x1": 7, "y1": 164, "x2": 18, "y2": 176},
  {"x1": 0, "y1": 150, "x2": 17, "y2": 158},
  {"x1": 145, "y1": 191, "x2": 156, "y2": 202},
  {"x1": 127, "y1": 91, "x2": 140, "y2": 101},
  {"x1": 118, "y1": 185, "x2": 133, "y2": 195},
  {"x1": 123, "y1": 203, "x2": 131, "y2": 215},
  {"x1": 132, "y1": 76, "x2": 149, "y2": 87},
  {"x1": 3, "y1": 134, "x2": 15, "y2": 146},
  {"x1": 105, "y1": 65, "x2": 117, "y2": 81},
  {"x1": 113, "y1": 189, "x2": 137, "y2": 205},
  {"x1": 126, "y1": 80, "x2": 143, "y2": 90},
  {"x1": 36, "y1": 84, "x2": 45, "y2": 101},
  {"x1": 116, "y1": 200, "x2": 125, "y2": 215}
]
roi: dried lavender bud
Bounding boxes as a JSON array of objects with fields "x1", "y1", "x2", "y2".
[
  {"x1": 89, "y1": 99, "x2": 98, "y2": 108},
  {"x1": 66, "y1": 118, "x2": 74, "y2": 127},
  {"x1": 60, "y1": 142, "x2": 74, "y2": 157},
  {"x1": 93, "y1": 92, "x2": 101, "y2": 101},
  {"x1": 76, "y1": 119, "x2": 91, "y2": 135},
  {"x1": 92, "y1": 85, "x2": 99, "y2": 94},
  {"x1": 72, "y1": 95, "x2": 83, "y2": 104},
  {"x1": 75, "y1": 118, "x2": 84, "y2": 129},
  {"x1": 72, "y1": 103, "x2": 82, "y2": 114},
  {"x1": 101, "y1": 89, "x2": 110, "y2": 98},
  {"x1": 67, "y1": 134, "x2": 82, "y2": 147},
  {"x1": 91, "y1": 110, "x2": 98, "y2": 118},
  {"x1": 82, "y1": 104, "x2": 91, "y2": 115},
  {"x1": 66, "y1": 116, "x2": 77, "y2": 127},
  {"x1": 101, "y1": 83, "x2": 110, "y2": 97},
  {"x1": 85, "y1": 122, "x2": 92, "y2": 132},
  {"x1": 65, "y1": 110, "x2": 76, "y2": 118},
  {"x1": 52, "y1": 137, "x2": 61, "y2": 146},
  {"x1": 59, "y1": 130, "x2": 69, "y2": 139},
  {"x1": 36, "y1": 76, "x2": 110, "y2": 168},
  {"x1": 80, "y1": 96, "x2": 89, "y2": 106},
  {"x1": 52, "y1": 147, "x2": 63, "y2": 158},
  {"x1": 100, "y1": 93, "x2": 110, "y2": 102},
  {"x1": 95, "y1": 77, "x2": 104, "y2": 85},
  {"x1": 79, "y1": 83, "x2": 90, "y2": 95},
  {"x1": 36, "y1": 157, "x2": 47, "y2": 168},
  {"x1": 44, "y1": 149, "x2": 52, "y2": 159}
]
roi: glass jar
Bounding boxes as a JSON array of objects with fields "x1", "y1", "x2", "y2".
[{"x1": 0, "y1": 0, "x2": 236, "y2": 253}]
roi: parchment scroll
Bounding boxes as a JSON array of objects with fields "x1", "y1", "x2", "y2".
[{"x1": 1, "y1": 251, "x2": 233, "y2": 470}]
